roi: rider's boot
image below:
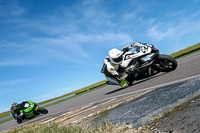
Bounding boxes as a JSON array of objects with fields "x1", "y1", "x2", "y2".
[{"x1": 120, "y1": 79, "x2": 129, "y2": 88}]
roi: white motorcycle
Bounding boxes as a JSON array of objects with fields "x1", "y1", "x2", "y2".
[{"x1": 121, "y1": 43, "x2": 177, "y2": 85}]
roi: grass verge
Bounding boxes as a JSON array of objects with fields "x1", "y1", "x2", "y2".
[
  {"x1": 3, "y1": 121, "x2": 141, "y2": 133},
  {"x1": 0, "y1": 112, "x2": 10, "y2": 120},
  {"x1": 0, "y1": 118, "x2": 13, "y2": 125},
  {"x1": 170, "y1": 42, "x2": 200, "y2": 59}
]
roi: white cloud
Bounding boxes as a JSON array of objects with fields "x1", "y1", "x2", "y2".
[
  {"x1": 6, "y1": 0, "x2": 200, "y2": 66},
  {"x1": 1, "y1": 0, "x2": 127, "y2": 66},
  {"x1": 148, "y1": 26, "x2": 174, "y2": 42},
  {"x1": 146, "y1": 10, "x2": 200, "y2": 44},
  {"x1": 164, "y1": 11, "x2": 184, "y2": 17},
  {"x1": 122, "y1": 4, "x2": 147, "y2": 20},
  {"x1": 0, "y1": 79, "x2": 26, "y2": 86},
  {"x1": 0, "y1": 59, "x2": 40, "y2": 66},
  {"x1": 0, "y1": 31, "x2": 132, "y2": 66}
]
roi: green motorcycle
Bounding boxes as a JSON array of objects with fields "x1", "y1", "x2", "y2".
[{"x1": 10, "y1": 100, "x2": 48, "y2": 124}]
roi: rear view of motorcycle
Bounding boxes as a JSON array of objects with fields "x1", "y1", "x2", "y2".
[{"x1": 10, "y1": 100, "x2": 48, "y2": 124}]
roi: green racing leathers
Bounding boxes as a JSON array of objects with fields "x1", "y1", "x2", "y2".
[{"x1": 10, "y1": 100, "x2": 38, "y2": 120}]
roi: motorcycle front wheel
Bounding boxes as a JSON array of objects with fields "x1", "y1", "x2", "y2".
[{"x1": 16, "y1": 118, "x2": 22, "y2": 124}]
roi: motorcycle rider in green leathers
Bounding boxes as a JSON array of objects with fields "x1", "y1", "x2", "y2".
[{"x1": 10, "y1": 100, "x2": 39, "y2": 124}]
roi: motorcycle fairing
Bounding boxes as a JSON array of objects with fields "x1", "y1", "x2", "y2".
[{"x1": 121, "y1": 46, "x2": 152, "y2": 68}]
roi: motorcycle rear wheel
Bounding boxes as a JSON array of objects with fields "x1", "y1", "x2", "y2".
[
  {"x1": 37, "y1": 107, "x2": 48, "y2": 114},
  {"x1": 157, "y1": 54, "x2": 177, "y2": 72}
]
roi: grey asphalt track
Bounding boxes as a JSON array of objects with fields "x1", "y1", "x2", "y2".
[{"x1": 1, "y1": 52, "x2": 200, "y2": 132}]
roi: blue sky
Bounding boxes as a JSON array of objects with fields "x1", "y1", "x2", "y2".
[{"x1": 1, "y1": 0, "x2": 200, "y2": 112}]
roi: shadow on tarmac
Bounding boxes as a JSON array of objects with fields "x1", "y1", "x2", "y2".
[{"x1": 105, "y1": 73, "x2": 166, "y2": 95}]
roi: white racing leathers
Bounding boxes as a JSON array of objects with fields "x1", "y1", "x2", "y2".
[
  {"x1": 103, "y1": 57, "x2": 128, "y2": 86},
  {"x1": 101, "y1": 42, "x2": 144, "y2": 87}
]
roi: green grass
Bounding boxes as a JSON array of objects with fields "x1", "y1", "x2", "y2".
[
  {"x1": 0, "y1": 117, "x2": 13, "y2": 125},
  {"x1": 5, "y1": 121, "x2": 137, "y2": 133},
  {"x1": 170, "y1": 42, "x2": 200, "y2": 59},
  {"x1": 0, "y1": 111, "x2": 10, "y2": 119}
]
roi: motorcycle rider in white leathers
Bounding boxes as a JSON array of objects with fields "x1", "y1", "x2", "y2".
[{"x1": 101, "y1": 41, "x2": 144, "y2": 88}]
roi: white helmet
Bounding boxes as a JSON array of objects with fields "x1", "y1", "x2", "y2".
[{"x1": 109, "y1": 48, "x2": 123, "y2": 64}]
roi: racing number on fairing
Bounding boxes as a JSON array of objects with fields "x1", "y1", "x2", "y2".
[
  {"x1": 141, "y1": 46, "x2": 148, "y2": 53},
  {"x1": 24, "y1": 103, "x2": 30, "y2": 108}
]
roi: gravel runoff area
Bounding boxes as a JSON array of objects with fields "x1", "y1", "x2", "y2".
[{"x1": 95, "y1": 76, "x2": 200, "y2": 133}]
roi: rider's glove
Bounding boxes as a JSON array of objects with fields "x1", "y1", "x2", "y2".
[
  {"x1": 131, "y1": 41, "x2": 141, "y2": 47},
  {"x1": 122, "y1": 47, "x2": 129, "y2": 53}
]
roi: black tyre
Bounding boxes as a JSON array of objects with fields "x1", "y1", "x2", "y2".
[
  {"x1": 37, "y1": 107, "x2": 48, "y2": 114},
  {"x1": 157, "y1": 54, "x2": 177, "y2": 72},
  {"x1": 16, "y1": 119, "x2": 22, "y2": 124},
  {"x1": 126, "y1": 74, "x2": 134, "y2": 86}
]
